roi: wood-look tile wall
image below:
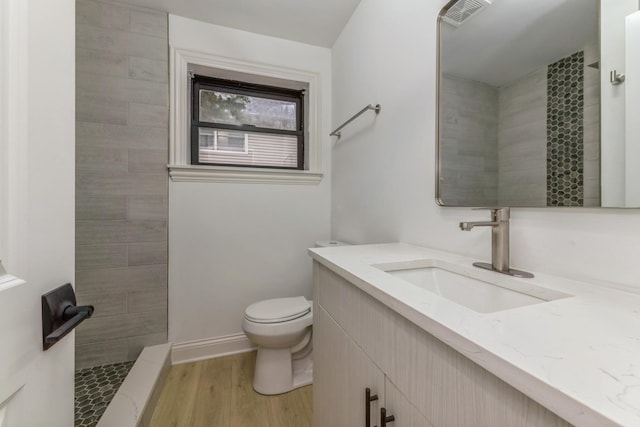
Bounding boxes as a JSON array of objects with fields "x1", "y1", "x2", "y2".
[
  {"x1": 498, "y1": 67, "x2": 548, "y2": 206},
  {"x1": 439, "y1": 74, "x2": 499, "y2": 206},
  {"x1": 75, "y1": 0, "x2": 168, "y2": 369},
  {"x1": 583, "y1": 42, "x2": 601, "y2": 207},
  {"x1": 442, "y1": 42, "x2": 600, "y2": 208}
]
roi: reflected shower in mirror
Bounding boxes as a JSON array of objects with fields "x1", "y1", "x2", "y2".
[{"x1": 437, "y1": 0, "x2": 640, "y2": 208}]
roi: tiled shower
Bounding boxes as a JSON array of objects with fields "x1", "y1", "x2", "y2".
[
  {"x1": 439, "y1": 44, "x2": 600, "y2": 207},
  {"x1": 74, "y1": 0, "x2": 169, "y2": 424}
]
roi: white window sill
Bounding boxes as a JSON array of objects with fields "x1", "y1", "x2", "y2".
[{"x1": 168, "y1": 165, "x2": 323, "y2": 185}]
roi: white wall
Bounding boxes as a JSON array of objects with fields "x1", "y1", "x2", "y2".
[
  {"x1": 332, "y1": 0, "x2": 640, "y2": 293},
  {"x1": 168, "y1": 17, "x2": 332, "y2": 347}
]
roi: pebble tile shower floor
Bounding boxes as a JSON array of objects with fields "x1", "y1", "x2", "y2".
[{"x1": 75, "y1": 361, "x2": 135, "y2": 427}]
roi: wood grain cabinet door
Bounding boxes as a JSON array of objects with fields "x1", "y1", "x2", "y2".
[
  {"x1": 385, "y1": 378, "x2": 435, "y2": 427},
  {"x1": 313, "y1": 303, "x2": 385, "y2": 427}
]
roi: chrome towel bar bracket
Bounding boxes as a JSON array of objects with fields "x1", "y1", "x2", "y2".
[
  {"x1": 330, "y1": 104, "x2": 381, "y2": 138},
  {"x1": 610, "y1": 70, "x2": 625, "y2": 85}
]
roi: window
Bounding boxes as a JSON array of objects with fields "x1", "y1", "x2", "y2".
[
  {"x1": 191, "y1": 75, "x2": 305, "y2": 169},
  {"x1": 169, "y1": 47, "x2": 324, "y2": 184}
]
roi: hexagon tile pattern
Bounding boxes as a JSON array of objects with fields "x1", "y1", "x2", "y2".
[
  {"x1": 74, "y1": 361, "x2": 134, "y2": 427},
  {"x1": 546, "y1": 50, "x2": 584, "y2": 207}
]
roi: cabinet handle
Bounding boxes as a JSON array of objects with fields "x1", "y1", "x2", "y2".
[
  {"x1": 365, "y1": 388, "x2": 378, "y2": 427},
  {"x1": 381, "y1": 408, "x2": 395, "y2": 426}
]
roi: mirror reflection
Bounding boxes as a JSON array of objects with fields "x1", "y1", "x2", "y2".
[{"x1": 437, "y1": 0, "x2": 640, "y2": 208}]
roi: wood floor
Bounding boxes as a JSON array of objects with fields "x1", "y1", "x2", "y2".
[{"x1": 150, "y1": 351, "x2": 313, "y2": 427}]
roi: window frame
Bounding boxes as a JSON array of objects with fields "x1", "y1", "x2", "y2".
[
  {"x1": 191, "y1": 75, "x2": 305, "y2": 170},
  {"x1": 169, "y1": 47, "x2": 324, "y2": 185}
]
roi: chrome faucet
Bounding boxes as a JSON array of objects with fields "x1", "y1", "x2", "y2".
[{"x1": 459, "y1": 208, "x2": 533, "y2": 278}]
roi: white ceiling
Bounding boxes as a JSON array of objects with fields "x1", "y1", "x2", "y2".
[
  {"x1": 441, "y1": 0, "x2": 599, "y2": 86},
  {"x1": 120, "y1": 0, "x2": 362, "y2": 47}
]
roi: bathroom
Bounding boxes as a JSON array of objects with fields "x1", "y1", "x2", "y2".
[{"x1": 1, "y1": 0, "x2": 640, "y2": 425}]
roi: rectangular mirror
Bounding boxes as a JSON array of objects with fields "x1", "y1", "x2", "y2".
[{"x1": 437, "y1": 0, "x2": 640, "y2": 208}]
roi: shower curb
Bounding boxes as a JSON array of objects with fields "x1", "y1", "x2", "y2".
[{"x1": 96, "y1": 343, "x2": 171, "y2": 427}]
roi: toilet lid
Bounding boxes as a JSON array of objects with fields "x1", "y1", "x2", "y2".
[{"x1": 245, "y1": 297, "x2": 311, "y2": 324}]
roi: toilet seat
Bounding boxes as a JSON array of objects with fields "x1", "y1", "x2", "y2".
[{"x1": 245, "y1": 297, "x2": 311, "y2": 324}]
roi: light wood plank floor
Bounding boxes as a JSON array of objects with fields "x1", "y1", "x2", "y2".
[{"x1": 150, "y1": 351, "x2": 313, "y2": 427}]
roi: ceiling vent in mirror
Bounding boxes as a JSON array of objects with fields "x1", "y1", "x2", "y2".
[{"x1": 443, "y1": 0, "x2": 492, "y2": 28}]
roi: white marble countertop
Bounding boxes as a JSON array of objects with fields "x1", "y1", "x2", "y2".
[{"x1": 308, "y1": 243, "x2": 640, "y2": 427}]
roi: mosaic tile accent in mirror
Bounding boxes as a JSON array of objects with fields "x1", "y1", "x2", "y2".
[{"x1": 546, "y1": 51, "x2": 584, "y2": 207}]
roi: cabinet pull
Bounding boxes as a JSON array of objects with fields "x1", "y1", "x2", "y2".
[
  {"x1": 365, "y1": 388, "x2": 378, "y2": 427},
  {"x1": 381, "y1": 408, "x2": 395, "y2": 426}
]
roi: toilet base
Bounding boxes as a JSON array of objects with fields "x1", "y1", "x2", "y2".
[
  {"x1": 292, "y1": 353, "x2": 313, "y2": 388},
  {"x1": 252, "y1": 347, "x2": 313, "y2": 395}
]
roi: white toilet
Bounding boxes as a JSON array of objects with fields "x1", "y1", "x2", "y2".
[
  {"x1": 242, "y1": 296, "x2": 313, "y2": 395},
  {"x1": 241, "y1": 240, "x2": 349, "y2": 395}
]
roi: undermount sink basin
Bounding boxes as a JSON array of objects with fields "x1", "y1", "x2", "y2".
[{"x1": 375, "y1": 259, "x2": 571, "y2": 313}]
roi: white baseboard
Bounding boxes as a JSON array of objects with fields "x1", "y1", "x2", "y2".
[{"x1": 171, "y1": 333, "x2": 256, "y2": 365}]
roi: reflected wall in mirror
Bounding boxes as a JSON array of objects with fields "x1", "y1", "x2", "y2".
[{"x1": 437, "y1": 0, "x2": 640, "y2": 208}]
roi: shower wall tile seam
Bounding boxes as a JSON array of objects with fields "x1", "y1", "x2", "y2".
[
  {"x1": 77, "y1": 2, "x2": 168, "y2": 38},
  {"x1": 75, "y1": 309, "x2": 167, "y2": 345},
  {"x1": 127, "y1": 196, "x2": 168, "y2": 220},
  {"x1": 77, "y1": 0, "x2": 168, "y2": 37},
  {"x1": 76, "y1": 48, "x2": 129, "y2": 79},
  {"x1": 76, "y1": 50, "x2": 168, "y2": 84},
  {"x1": 77, "y1": 196, "x2": 128, "y2": 220},
  {"x1": 76, "y1": 288, "x2": 166, "y2": 299},
  {"x1": 76, "y1": 25, "x2": 167, "y2": 63},
  {"x1": 77, "y1": 288, "x2": 167, "y2": 303},
  {"x1": 76, "y1": 244, "x2": 129, "y2": 271},
  {"x1": 76, "y1": 124, "x2": 168, "y2": 150},
  {"x1": 75, "y1": 222, "x2": 167, "y2": 245},
  {"x1": 77, "y1": 291, "x2": 128, "y2": 318},
  {"x1": 75, "y1": 339, "x2": 129, "y2": 371},
  {"x1": 76, "y1": 265, "x2": 168, "y2": 294},
  {"x1": 128, "y1": 242, "x2": 168, "y2": 267},
  {"x1": 76, "y1": 173, "x2": 168, "y2": 196},
  {"x1": 76, "y1": 72, "x2": 168, "y2": 97},
  {"x1": 127, "y1": 288, "x2": 169, "y2": 314}
]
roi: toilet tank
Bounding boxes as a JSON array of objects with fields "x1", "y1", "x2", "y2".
[{"x1": 314, "y1": 240, "x2": 350, "y2": 248}]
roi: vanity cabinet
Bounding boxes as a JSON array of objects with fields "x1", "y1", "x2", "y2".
[
  {"x1": 314, "y1": 304, "x2": 431, "y2": 427},
  {"x1": 313, "y1": 262, "x2": 572, "y2": 427}
]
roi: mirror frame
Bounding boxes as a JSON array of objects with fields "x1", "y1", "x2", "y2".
[{"x1": 435, "y1": 1, "x2": 449, "y2": 207}]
